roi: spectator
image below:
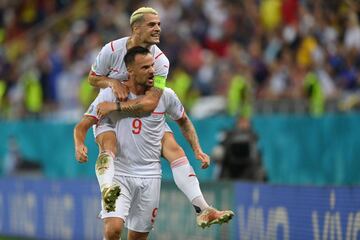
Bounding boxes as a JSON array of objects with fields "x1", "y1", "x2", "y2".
[{"x1": 1, "y1": 0, "x2": 360, "y2": 120}]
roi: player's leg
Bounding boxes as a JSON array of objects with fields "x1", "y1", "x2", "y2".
[
  {"x1": 161, "y1": 132, "x2": 209, "y2": 212},
  {"x1": 95, "y1": 130, "x2": 120, "y2": 212},
  {"x1": 161, "y1": 132, "x2": 234, "y2": 228},
  {"x1": 103, "y1": 217, "x2": 124, "y2": 240},
  {"x1": 127, "y1": 230, "x2": 149, "y2": 240},
  {"x1": 101, "y1": 175, "x2": 132, "y2": 239},
  {"x1": 95, "y1": 130, "x2": 117, "y2": 190},
  {"x1": 126, "y1": 178, "x2": 160, "y2": 240}
]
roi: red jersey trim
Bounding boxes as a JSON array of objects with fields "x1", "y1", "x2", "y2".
[
  {"x1": 155, "y1": 52, "x2": 163, "y2": 59},
  {"x1": 90, "y1": 71, "x2": 98, "y2": 76},
  {"x1": 84, "y1": 114, "x2": 99, "y2": 122},
  {"x1": 110, "y1": 41, "x2": 115, "y2": 52}
]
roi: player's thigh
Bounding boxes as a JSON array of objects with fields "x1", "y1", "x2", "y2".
[
  {"x1": 127, "y1": 230, "x2": 149, "y2": 240},
  {"x1": 126, "y1": 178, "x2": 161, "y2": 233},
  {"x1": 161, "y1": 132, "x2": 185, "y2": 163},
  {"x1": 96, "y1": 131, "x2": 117, "y2": 154},
  {"x1": 103, "y1": 217, "x2": 124, "y2": 239}
]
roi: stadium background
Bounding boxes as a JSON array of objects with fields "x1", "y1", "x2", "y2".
[{"x1": 1, "y1": 0, "x2": 360, "y2": 239}]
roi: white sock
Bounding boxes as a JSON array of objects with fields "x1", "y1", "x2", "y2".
[
  {"x1": 191, "y1": 196, "x2": 210, "y2": 213},
  {"x1": 171, "y1": 156, "x2": 209, "y2": 213},
  {"x1": 95, "y1": 151, "x2": 115, "y2": 192}
]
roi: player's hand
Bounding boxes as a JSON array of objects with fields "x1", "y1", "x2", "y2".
[
  {"x1": 75, "y1": 143, "x2": 88, "y2": 163},
  {"x1": 97, "y1": 102, "x2": 117, "y2": 118},
  {"x1": 110, "y1": 80, "x2": 129, "y2": 101},
  {"x1": 195, "y1": 151, "x2": 210, "y2": 169}
]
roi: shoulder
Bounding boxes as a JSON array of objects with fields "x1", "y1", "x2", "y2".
[
  {"x1": 163, "y1": 87, "x2": 177, "y2": 99},
  {"x1": 151, "y1": 45, "x2": 169, "y2": 64},
  {"x1": 103, "y1": 37, "x2": 128, "y2": 54},
  {"x1": 162, "y1": 87, "x2": 184, "y2": 115},
  {"x1": 164, "y1": 87, "x2": 175, "y2": 95},
  {"x1": 98, "y1": 87, "x2": 116, "y2": 100}
]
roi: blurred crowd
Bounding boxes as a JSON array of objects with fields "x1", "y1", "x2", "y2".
[{"x1": 1, "y1": 0, "x2": 360, "y2": 121}]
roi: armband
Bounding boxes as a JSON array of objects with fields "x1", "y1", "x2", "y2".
[{"x1": 153, "y1": 75, "x2": 166, "y2": 90}]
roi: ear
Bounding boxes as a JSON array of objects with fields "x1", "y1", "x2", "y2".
[
  {"x1": 132, "y1": 24, "x2": 140, "y2": 34},
  {"x1": 127, "y1": 65, "x2": 134, "y2": 75}
]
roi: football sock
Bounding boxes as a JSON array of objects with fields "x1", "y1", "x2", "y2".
[
  {"x1": 191, "y1": 196, "x2": 210, "y2": 213},
  {"x1": 95, "y1": 151, "x2": 115, "y2": 191},
  {"x1": 171, "y1": 156, "x2": 209, "y2": 213}
]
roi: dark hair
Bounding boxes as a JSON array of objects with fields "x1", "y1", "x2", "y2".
[{"x1": 124, "y1": 46, "x2": 151, "y2": 67}]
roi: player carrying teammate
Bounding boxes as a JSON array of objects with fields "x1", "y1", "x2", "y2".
[{"x1": 74, "y1": 7, "x2": 233, "y2": 228}]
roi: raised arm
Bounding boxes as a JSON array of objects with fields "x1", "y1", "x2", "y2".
[
  {"x1": 176, "y1": 112, "x2": 210, "y2": 169},
  {"x1": 74, "y1": 116, "x2": 97, "y2": 163}
]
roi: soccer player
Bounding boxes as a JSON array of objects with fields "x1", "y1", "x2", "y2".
[
  {"x1": 78, "y1": 6, "x2": 232, "y2": 227},
  {"x1": 78, "y1": 47, "x2": 233, "y2": 239}
]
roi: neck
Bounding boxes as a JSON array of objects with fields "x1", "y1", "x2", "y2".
[
  {"x1": 124, "y1": 80, "x2": 147, "y2": 95},
  {"x1": 127, "y1": 35, "x2": 151, "y2": 49}
]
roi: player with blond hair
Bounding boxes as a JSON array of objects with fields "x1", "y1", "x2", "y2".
[{"x1": 74, "y1": 7, "x2": 234, "y2": 228}]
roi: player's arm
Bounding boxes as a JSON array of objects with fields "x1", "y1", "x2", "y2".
[
  {"x1": 166, "y1": 88, "x2": 210, "y2": 168},
  {"x1": 176, "y1": 112, "x2": 202, "y2": 155},
  {"x1": 88, "y1": 43, "x2": 128, "y2": 100},
  {"x1": 97, "y1": 101, "x2": 118, "y2": 119},
  {"x1": 116, "y1": 53, "x2": 168, "y2": 115},
  {"x1": 74, "y1": 116, "x2": 97, "y2": 163},
  {"x1": 88, "y1": 72, "x2": 129, "y2": 101},
  {"x1": 117, "y1": 86, "x2": 162, "y2": 115},
  {"x1": 96, "y1": 87, "x2": 162, "y2": 117},
  {"x1": 176, "y1": 112, "x2": 210, "y2": 169}
]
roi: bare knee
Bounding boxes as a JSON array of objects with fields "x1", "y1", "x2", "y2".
[
  {"x1": 128, "y1": 230, "x2": 149, "y2": 240},
  {"x1": 104, "y1": 227, "x2": 121, "y2": 240},
  {"x1": 104, "y1": 218, "x2": 123, "y2": 240}
]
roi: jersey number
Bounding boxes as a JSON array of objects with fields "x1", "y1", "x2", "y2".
[{"x1": 132, "y1": 119, "x2": 142, "y2": 134}]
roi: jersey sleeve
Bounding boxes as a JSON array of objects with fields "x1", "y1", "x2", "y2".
[
  {"x1": 91, "y1": 43, "x2": 113, "y2": 76},
  {"x1": 164, "y1": 88, "x2": 184, "y2": 120},
  {"x1": 153, "y1": 48, "x2": 170, "y2": 90},
  {"x1": 84, "y1": 88, "x2": 116, "y2": 120}
]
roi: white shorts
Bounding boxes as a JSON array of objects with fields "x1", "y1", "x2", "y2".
[
  {"x1": 100, "y1": 175, "x2": 161, "y2": 233},
  {"x1": 92, "y1": 117, "x2": 115, "y2": 138}
]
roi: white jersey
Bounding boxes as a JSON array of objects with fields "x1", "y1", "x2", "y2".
[
  {"x1": 91, "y1": 36, "x2": 169, "y2": 82},
  {"x1": 85, "y1": 87, "x2": 184, "y2": 178}
]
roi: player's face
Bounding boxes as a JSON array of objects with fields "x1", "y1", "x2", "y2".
[
  {"x1": 138, "y1": 13, "x2": 161, "y2": 45},
  {"x1": 132, "y1": 54, "x2": 155, "y2": 87}
]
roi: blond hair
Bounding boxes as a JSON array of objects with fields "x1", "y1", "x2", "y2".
[{"x1": 130, "y1": 7, "x2": 158, "y2": 27}]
